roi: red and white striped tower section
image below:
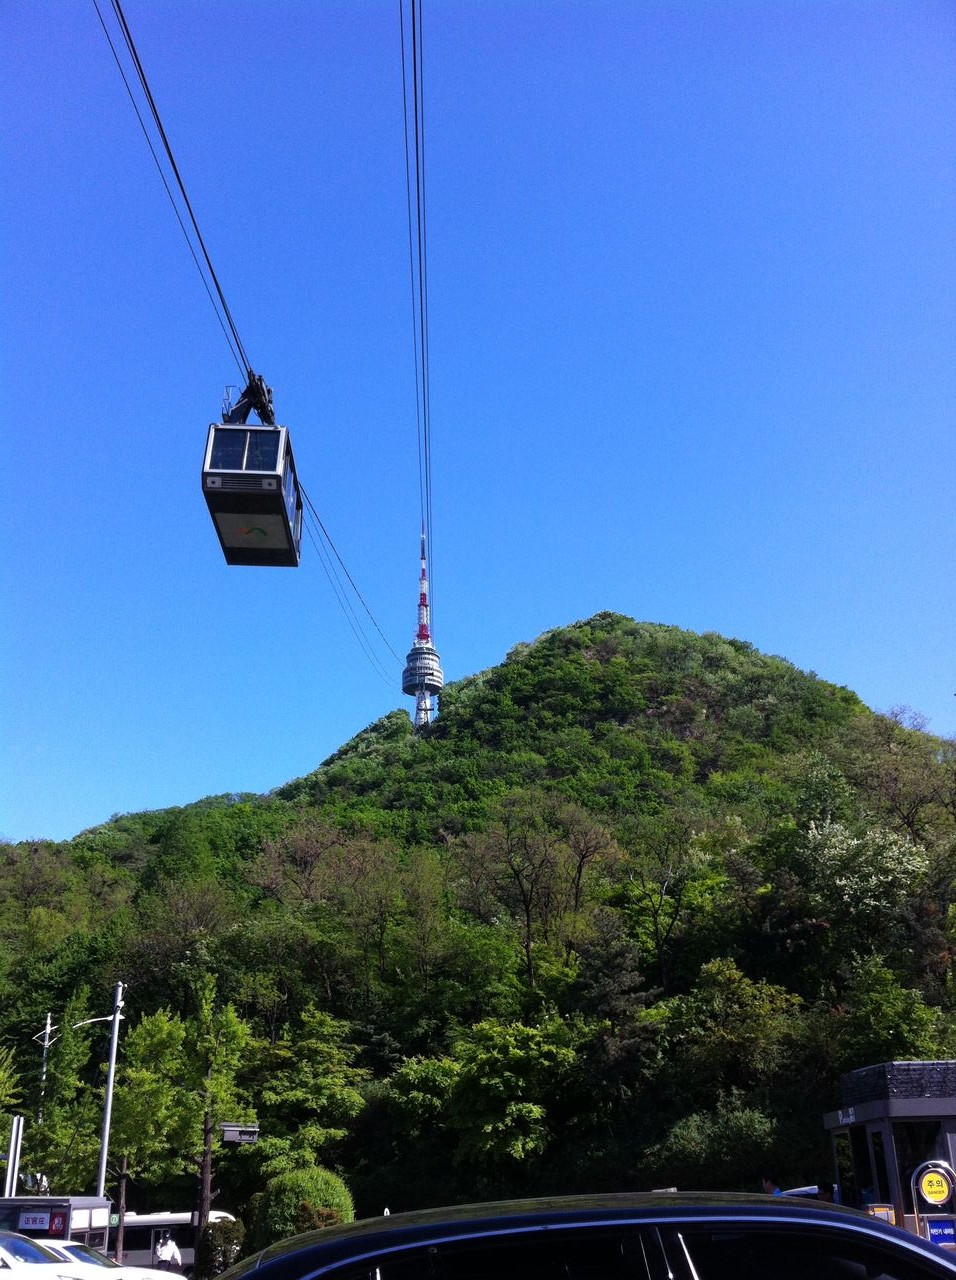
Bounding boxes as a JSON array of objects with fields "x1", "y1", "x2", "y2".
[{"x1": 402, "y1": 527, "x2": 444, "y2": 727}]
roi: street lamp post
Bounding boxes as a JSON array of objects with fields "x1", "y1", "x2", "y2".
[
  {"x1": 31, "y1": 982, "x2": 126, "y2": 1200},
  {"x1": 36, "y1": 1014, "x2": 53, "y2": 1122},
  {"x1": 96, "y1": 981, "x2": 125, "y2": 1198}
]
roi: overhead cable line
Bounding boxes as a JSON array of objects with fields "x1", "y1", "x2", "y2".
[
  {"x1": 400, "y1": 0, "x2": 436, "y2": 623},
  {"x1": 301, "y1": 487, "x2": 403, "y2": 667},
  {"x1": 95, "y1": 0, "x2": 401, "y2": 675},
  {"x1": 413, "y1": 2, "x2": 435, "y2": 579},
  {"x1": 399, "y1": 5, "x2": 425, "y2": 535},
  {"x1": 301, "y1": 506, "x2": 394, "y2": 688},
  {"x1": 106, "y1": 0, "x2": 255, "y2": 380},
  {"x1": 91, "y1": 0, "x2": 244, "y2": 375}
]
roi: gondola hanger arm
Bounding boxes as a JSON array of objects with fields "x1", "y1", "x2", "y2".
[{"x1": 223, "y1": 371, "x2": 275, "y2": 426}]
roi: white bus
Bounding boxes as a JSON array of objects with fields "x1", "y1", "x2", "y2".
[{"x1": 111, "y1": 1210, "x2": 236, "y2": 1274}]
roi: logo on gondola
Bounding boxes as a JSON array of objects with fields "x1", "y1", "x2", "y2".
[{"x1": 238, "y1": 526, "x2": 268, "y2": 538}]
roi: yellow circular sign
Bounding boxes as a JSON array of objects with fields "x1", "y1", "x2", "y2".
[{"x1": 920, "y1": 1170, "x2": 953, "y2": 1205}]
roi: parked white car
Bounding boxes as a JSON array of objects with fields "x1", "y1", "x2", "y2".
[
  {"x1": 0, "y1": 1232, "x2": 85, "y2": 1280},
  {"x1": 30, "y1": 1240, "x2": 173, "y2": 1280}
]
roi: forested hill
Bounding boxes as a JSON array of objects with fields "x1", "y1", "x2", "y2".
[
  {"x1": 277, "y1": 612, "x2": 869, "y2": 840},
  {"x1": 2, "y1": 612, "x2": 955, "y2": 1219}
]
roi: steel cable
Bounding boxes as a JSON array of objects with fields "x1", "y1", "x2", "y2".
[
  {"x1": 92, "y1": 0, "x2": 245, "y2": 377},
  {"x1": 400, "y1": 0, "x2": 436, "y2": 623},
  {"x1": 95, "y1": 0, "x2": 402, "y2": 677}
]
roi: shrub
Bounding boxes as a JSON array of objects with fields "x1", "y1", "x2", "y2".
[
  {"x1": 247, "y1": 1167, "x2": 354, "y2": 1250},
  {"x1": 194, "y1": 1218, "x2": 245, "y2": 1280}
]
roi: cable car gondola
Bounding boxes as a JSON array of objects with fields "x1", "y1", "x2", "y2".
[{"x1": 201, "y1": 375, "x2": 303, "y2": 568}]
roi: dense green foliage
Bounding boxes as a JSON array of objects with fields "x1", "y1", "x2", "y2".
[
  {"x1": 195, "y1": 1217, "x2": 246, "y2": 1280},
  {"x1": 246, "y1": 1167, "x2": 354, "y2": 1249},
  {"x1": 2, "y1": 614, "x2": 955, "y2": 1231}
]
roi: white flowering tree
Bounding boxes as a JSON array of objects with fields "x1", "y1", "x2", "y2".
[{"x1": 803, "y1": 819, "x2": 928, "y2": 939}]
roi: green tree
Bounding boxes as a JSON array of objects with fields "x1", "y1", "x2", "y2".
[
  {"x1": 0, "y1": 1043, "x2": 20, "y2": 1112},
  {"x1": 243, "y1": 1007, "x2": 366, "y2": 1178},
  {"x1": 348, "y1": 1056, "x2": 462, "y2": 1211},
  {"x1": 394, "y1": 846, "x2": 455, "y2": 992},
  {"x1": 124, "y1": 879, "x2": 244, "y2": 1009},
  {"x1": 454, "y1": 791, "x2": 618, "y2": 988},
  {"x1": 109, "y1": 1010, "x2": 200, "y2": 1252},
  {"x1": 835, "y1": 710, "x2": 954, "y2": 845},
  {"x1": 619, "y1": 808, "x2": 712, "y2": 995},
  {"x1": 180, "y1": 978, "x2": 254, "y2": 1251},
  {"x1": 653, "y1": 959, "x2": 803, "y2": 1112},
  {"x1": 21, "y1": 991, "x2": 101, "y2": 1193},
  {"x1": 387, "y1": 1056, "x2": 460, "y2": 1135},
  {"x1": 828, "y1": 955, "x2": 941, "y2": 1070},
  {"x1": 447, "y1": 1016, "x2": 592, "y2": 1190},
  {"x1": 572, "y1": 910, "x2": 657, "y2": 1114},
  {"x1": 649, "y1": 1090, "x2": 777, "y2": 1189},
  {"x1": 255, "y1": 821, "x2": 402, "y2": 1007}
]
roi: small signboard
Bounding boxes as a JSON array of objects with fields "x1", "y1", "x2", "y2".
[
  {"x1": 912, "y1": 1160, "x2": 956, "y2": 1248},
  {"x1": 921, "y1": 1170, "x2": 954, "y2": 1206},
  {"x1": 927, "y1": 1219, "x2": 956, "y2": 1249},
  {"x1": 18, "y1": 1212, "x2": 51, "y2": 1231}
]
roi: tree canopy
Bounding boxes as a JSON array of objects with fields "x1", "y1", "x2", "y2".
[{"x1": 2, "y1": 613, "x2": 954, "y2": 1223}]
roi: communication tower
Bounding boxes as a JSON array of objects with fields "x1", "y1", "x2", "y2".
[{"x1": 402, "y1": 528, "x2": 443, "y2": 727}]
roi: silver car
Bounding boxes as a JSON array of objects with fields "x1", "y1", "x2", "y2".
[
  {"x1": 0, "y1": 1231, "x2": 86, "y2": 1280},
  {"x1": 31, "y1": 1239, "x2": 174, "y2": 1280}
]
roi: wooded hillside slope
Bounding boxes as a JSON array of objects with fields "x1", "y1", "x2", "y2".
[{"x1": 2, "y1": 613, "x2": 954, "y2": 1217}]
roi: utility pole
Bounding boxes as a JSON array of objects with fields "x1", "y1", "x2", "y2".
[
  {"x1": 96, "y1": 981, "x2": 125, "y2": 1198},
  {"x1": 31, "y1": 987, "x2": 126, "y2": 1199},
  {"x1": 35, "y1": 1012, "x2": 53, "y2": 1121}
]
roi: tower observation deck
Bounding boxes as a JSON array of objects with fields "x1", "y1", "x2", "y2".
[{"x1": 402, "y1": 529, "x2": 443, "y2": 727}]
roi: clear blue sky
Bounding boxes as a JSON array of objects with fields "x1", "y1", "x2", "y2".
[{"x1": 2, "y1": 1, "x2": 954, "y2": 843}]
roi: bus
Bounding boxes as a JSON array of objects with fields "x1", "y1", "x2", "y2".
[{"x1": 111, "y1": 1210, "x2": 237, "y2": 1274}]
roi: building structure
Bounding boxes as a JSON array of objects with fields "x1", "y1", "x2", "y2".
[
  {"x1": 401, "y1": 529, "x2": 443, "y2": 727},
  {"x1": 824, "y1": 1059, "x2": 956, "y2": 1243}
]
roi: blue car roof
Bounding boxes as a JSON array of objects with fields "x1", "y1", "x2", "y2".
[{"x1": 223, "y1": 1192, "x2": 954, "y2": 1280}]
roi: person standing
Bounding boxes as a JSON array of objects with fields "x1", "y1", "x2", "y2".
[{"x1": 154, "y1": 1231, "x2": 182, "y2": 1271}]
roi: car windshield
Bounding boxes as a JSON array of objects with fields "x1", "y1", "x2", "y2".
[
  {"x1": 64, "y1": 1244, "x2": 120, "y2": 1268},
  {"x1": 0, "y1": 1234, "x2": 64, "y2": 1264}
]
